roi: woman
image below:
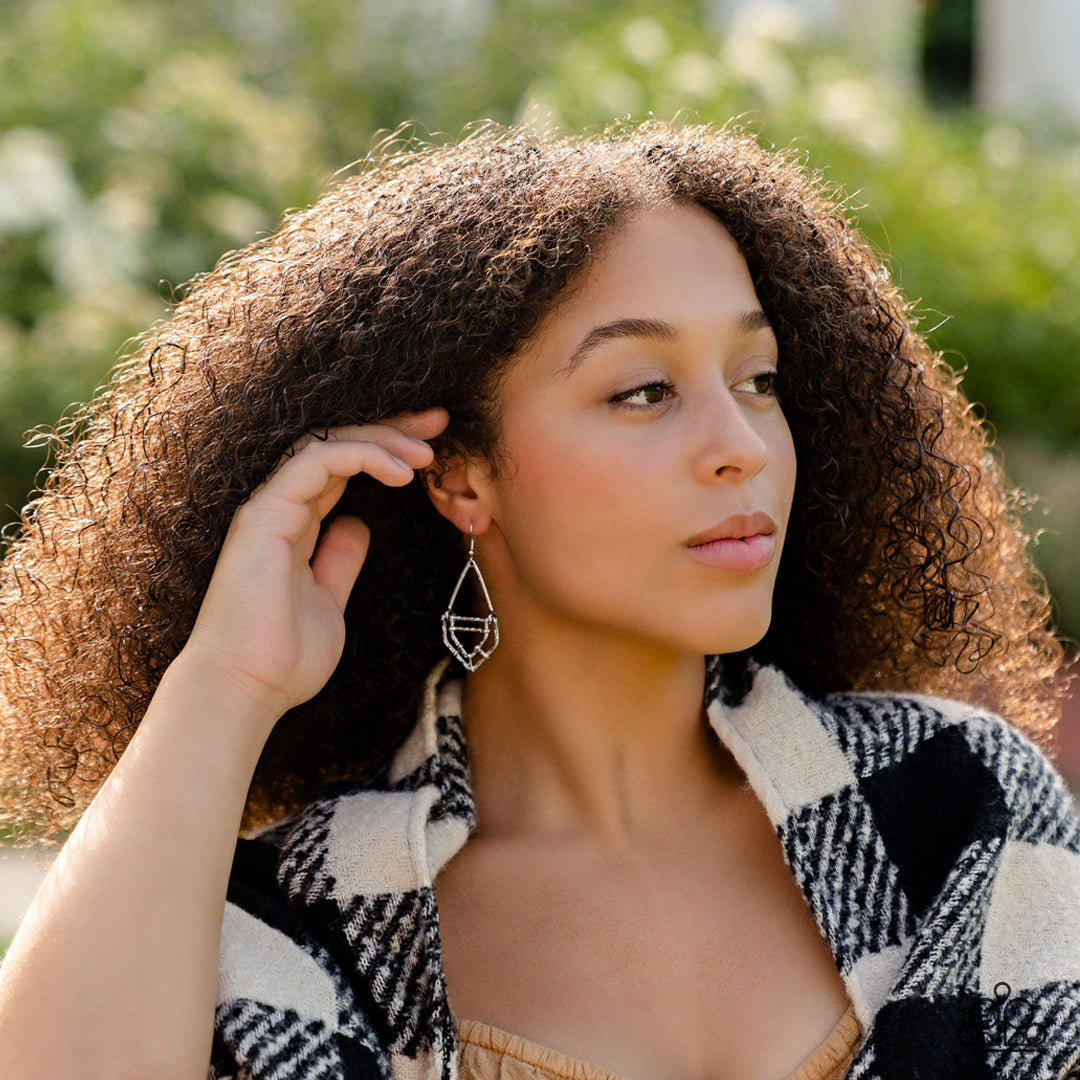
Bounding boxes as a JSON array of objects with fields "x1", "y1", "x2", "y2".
[{"x1": 0, "y1": 122, "x2": 1077, "y2": 1080}]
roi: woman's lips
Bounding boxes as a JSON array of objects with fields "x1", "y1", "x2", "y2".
[
  {"x1": 685, "y1": 533, "x2": 777, "y2": 571},
  {"x1": 684, "y1": 512, "x2": 778, "y2": 571}
]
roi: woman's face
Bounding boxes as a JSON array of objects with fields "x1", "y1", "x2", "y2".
[{"x1": 472, "y1": 201, "x2": 797, "y2": 657}]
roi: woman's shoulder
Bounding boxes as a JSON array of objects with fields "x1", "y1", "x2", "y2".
[
  {"x1": 719, "y1": 660, "x2": 1079, "y2": 844},
  {"x1": 778, "y1": 672, "x2": 1080, "y2": 854},
  {"x1": 814, "y1": 680, "x2": 1068, "y2": 793},
  {"x1": 212, "y1": 678, "x2": 474, "y2": 1079}
]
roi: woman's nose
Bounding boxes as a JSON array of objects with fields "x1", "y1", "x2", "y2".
[{"x1": 690, "y1": 386, "x2": 771, "y2": 484}]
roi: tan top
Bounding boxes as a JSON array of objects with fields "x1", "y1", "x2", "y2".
[{"x1": 456, "y1": 1003, "x2": 861, "y2": 1080}]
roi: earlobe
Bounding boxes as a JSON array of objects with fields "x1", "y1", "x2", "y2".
[{"x1": 422, "y1": 456, "x2": 493, "y2": 536}]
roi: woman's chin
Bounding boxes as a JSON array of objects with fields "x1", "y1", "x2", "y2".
[{"x1": 694, "y1": 615, "x2": 772, "y2": 658}]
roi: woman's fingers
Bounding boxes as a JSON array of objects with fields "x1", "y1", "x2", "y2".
[
  {"x1": 390, "y1": 407, "x2": 450, "y2": 441},
  {"x1": 310, "y1": 515, "x2": 371, "y2": 612},
  {"x1": 284, "y1": 408, "x2": 449, "y2": 470},
  {"x1": 253, "y1": 411, "x2": 449, "y2": 540}
]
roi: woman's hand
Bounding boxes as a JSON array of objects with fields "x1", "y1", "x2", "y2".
[{"x1": 180, "y1": 407, "x2": 449, "y2": 726}]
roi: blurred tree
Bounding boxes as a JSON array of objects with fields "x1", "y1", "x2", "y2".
[{"x1": 1, "y1": 0, "x2": 1078, "y2": 638}]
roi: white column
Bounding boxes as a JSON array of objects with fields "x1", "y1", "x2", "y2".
[
  {"x1": 707, "y1": 0, "x2": 920, "y2": 87},
  {"x1": 976, "y1": 0, "x2": 1080, "y2": 122}
]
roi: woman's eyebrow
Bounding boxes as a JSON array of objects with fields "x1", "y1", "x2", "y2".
[
  {"x1": 559, "y1": 317, "x2": 676, "y2": 377},
  {"x1": 559, "y1": 309, "x2": 774, "y2": 378},
  {"x1": 738, "y1": 308, "x2": 774, "y2": 335}
]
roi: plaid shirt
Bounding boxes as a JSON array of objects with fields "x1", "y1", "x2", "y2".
[{"x1": 212, "y1": 659, "x2": 1080, "y2": 1080}]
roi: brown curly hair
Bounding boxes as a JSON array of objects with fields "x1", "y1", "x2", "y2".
[{"x1": 0, "y1": 121, "x2": 1065, "y2": 842}]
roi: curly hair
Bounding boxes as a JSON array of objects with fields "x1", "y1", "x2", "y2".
[{"x1": 0, "y1": 121, "x2": 1065, "y2": 842}]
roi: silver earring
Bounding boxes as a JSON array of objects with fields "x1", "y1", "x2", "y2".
[{"x1": 441, "y1": 524, "x2": 499, "y2": 672}]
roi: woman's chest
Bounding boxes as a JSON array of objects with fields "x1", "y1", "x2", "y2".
[{"x1": 435, "y1": 810, "x2": 852, "y2": 1080}]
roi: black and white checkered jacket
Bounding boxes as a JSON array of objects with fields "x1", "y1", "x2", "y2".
[{"x1": 211, "y1": 659, "x2": 1080, "y2": 1080}]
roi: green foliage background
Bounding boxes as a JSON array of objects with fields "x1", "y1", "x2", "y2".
[{"x1": 2, "y1": 0, "x2": 1079, "y2": 639}]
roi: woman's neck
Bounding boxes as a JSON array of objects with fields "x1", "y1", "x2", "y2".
[{"x1": 460, "y1": 626, "x2": 746, "y2": 850}]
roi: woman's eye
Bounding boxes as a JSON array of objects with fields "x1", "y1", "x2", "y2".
[
  {"x1": 734, "y1": 371, "x2": 778, "y2": 396},
  {"x1": 609, "y1": 381, "x2": 675, "y2": 407}
]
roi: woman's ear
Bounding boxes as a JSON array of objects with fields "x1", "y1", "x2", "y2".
[{"x1": 423, "y1": 454, "x2": 493, "y2": 536}]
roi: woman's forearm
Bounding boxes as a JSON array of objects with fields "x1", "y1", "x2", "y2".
[{"x1": 0, "y1": 652, "x2": 279, "y2": 1080}]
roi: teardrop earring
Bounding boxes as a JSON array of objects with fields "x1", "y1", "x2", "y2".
[{"x1": 441, "y1": 524, "x2": 499, "y2": 672}]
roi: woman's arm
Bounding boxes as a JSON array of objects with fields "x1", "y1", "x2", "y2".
[{"x1": 0, "y1": 410, "x2": 447, "y2": 1080}]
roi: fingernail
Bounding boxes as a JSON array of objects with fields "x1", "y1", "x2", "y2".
[{"x1": 390, "y1": 455, "x2": 413, "y2": 471}]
